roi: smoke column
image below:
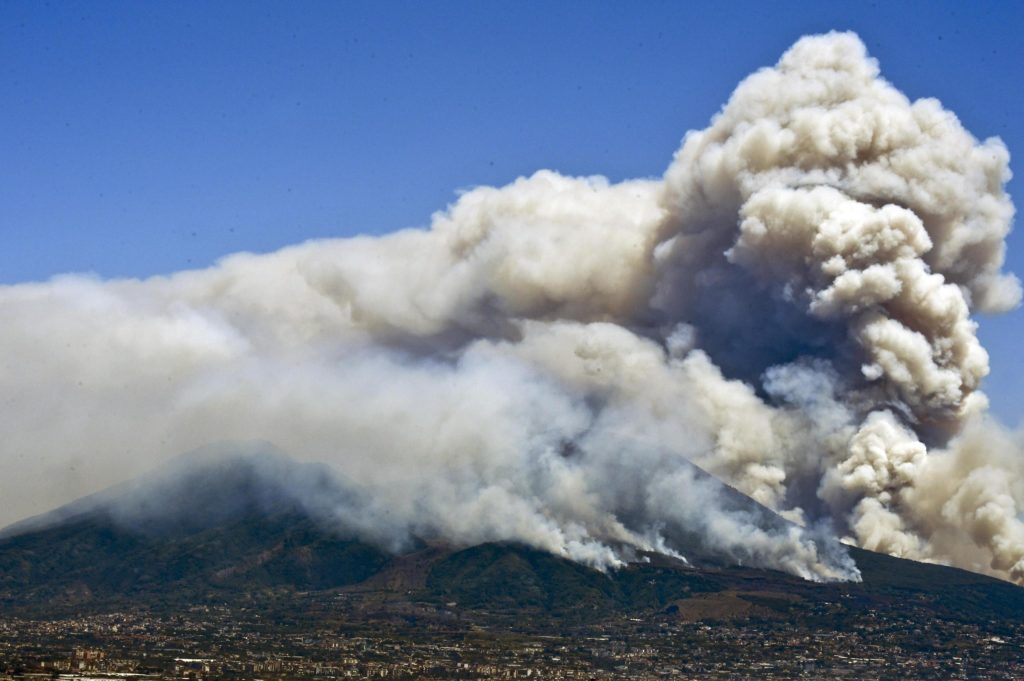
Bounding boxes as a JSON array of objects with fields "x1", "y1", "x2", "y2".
[{"x1": 1, "y1": 32, "x2": 1021, "y2": 582}]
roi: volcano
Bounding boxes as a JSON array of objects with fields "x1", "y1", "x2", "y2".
[{"x1": 2, "y1": 449, "x2": 1022, "y2": 626}]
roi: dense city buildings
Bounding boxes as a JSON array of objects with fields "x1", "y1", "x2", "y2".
[{"x1": 2, "y1": 587, "x2": 1022, "y2": 680}]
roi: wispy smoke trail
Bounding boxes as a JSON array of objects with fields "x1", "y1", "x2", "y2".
[{"x1": 1, "y1": 32, "x2": 1020, "y2": 583}]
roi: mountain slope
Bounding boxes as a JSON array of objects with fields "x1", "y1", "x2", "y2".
[
  {"x1": 1, "y1": 450, "x2": 1022, "y2": 626},
  {"x1": 0, "y1": 511, "x2": 390, "y2": 607},
  {"x1": 420, "y1": 541, "x2": 1024, "y2": 624}
]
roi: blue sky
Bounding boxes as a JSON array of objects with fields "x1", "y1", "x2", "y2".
[{"x1": 2, "y1": 1, "x2": 1022, "y2": 423}]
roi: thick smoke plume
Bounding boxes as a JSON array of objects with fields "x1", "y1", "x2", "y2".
[{"x1": 2, "y1": 33, "x2": 1021, "y2": 583}]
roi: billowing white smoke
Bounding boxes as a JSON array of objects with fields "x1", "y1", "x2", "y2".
[{"x1": 1, "y1": 32, "x2": 1020, "y2": 583}]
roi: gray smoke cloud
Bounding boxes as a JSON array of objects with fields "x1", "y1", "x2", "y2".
[{"x1": 1, "y1": 32, "x2": 1021, "y2": 583}]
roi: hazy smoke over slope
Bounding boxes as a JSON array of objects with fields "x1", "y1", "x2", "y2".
[{"x1": 2, "y1": 33, "x2": 1021, "y2": 582}]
